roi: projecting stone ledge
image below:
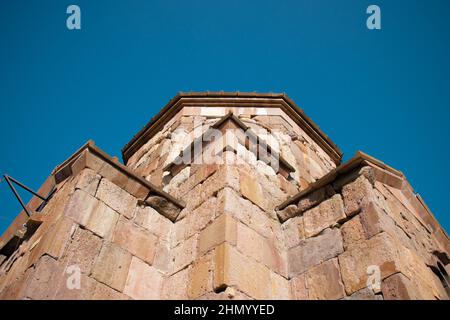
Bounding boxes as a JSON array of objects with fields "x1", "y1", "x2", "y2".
[{"x1": 0, "y1": 140, "x2": 185, "y2": 254}]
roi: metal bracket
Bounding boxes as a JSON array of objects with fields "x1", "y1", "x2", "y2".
[{"x1": 2, "y1": 174, "x2": 56, "y2": 217}]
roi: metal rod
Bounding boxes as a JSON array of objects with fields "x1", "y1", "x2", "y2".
[
  {"x1": 6, "y1": 175, "x2": 47, "y2": 201},
  {"x1": 3, "y1": 175, "x2": 31, "y2": 217}
]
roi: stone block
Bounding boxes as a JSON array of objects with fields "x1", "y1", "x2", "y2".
[
  {"x1": 180, "y1": 164, "x2": 218, "y2": 196},
  {"x1": 27, "y1": 216, "x2": 76, "y2": 268},
  {"x1": 198, "y1": 214, "x2": 237, "y2": 255},
  {"x1": 297, "y1": 185, "x2": 334, "y2": 213},
  {"x1": 64, "y1": 189, "x2": 98, "y2": 226},
  {"x1": 343, "y1": 287, "x2": 383, "y2": 300},
  {"x1": 62, "y1": 227, "x2": 102, "y2": 274},
  {"x1": 288, "y1": 228, "x2": 343, "y2": 277},
  {"x1": 113, "y1": 217, "x2": 158, "y2": 265},
  {"x1": 162, "y1": 268, "x2": 189, "y2": 299},
  {"x1": 188, "y1": 252, "x2": 213, "y2": 299},
  {"x1": 303, "y1": 194, "x2": 346, "y2": 238},
  {"x1": 91, "y1": 242, "x2": 132, "y2": 292},
  {"x1": 338, "y1": 232, "x2": 402, "y2": 295},
  {"x1": 23, "y1": 255, "x2": 64, "y2": 300},
  {"x1": 381, "y1": 273, "x2": 416, "y2": 300},
  {"x1": 152, "y1": 241, "x2": 171, "y2": 273},
  {"x1": 360, "y1": 202, "x2": 396, "y2": 239},
  {"x1": 291, "y1": 274, "x2": 308, "y2": 300},
  {"x1": 170, "y1": 234, "x2": 198, "y2": 273},
  {"x1": 123, "y1": 257, "x2": 163, "y2": 300},
  {"x1": 214, "y1": 243, "x2": 271, "y2": 300},
  {"x1": 276, "y1": 204, "x2": 299, "y2": 222},
  {"x1": 278, "y1": 175, "x2": 299, "y2": 196},
  {"x1": 262, "y1": 237, "x2": 288, "y2": 277},
  {"x1": 305, "y1": 258, "x2": 345, "y2": 300},
  {"x1": 145, "y1": 195, "x2": 181, "y2": 221},
  {"x1": 96, "y1": 178, "x2": 137, "y2": 219},
  {"x1": 217, "y1": 187, "x2": 273, "y2": 238},
  {"x1": 75, "y1": 168, "x2": 101, "y2": 196},
  {"x1": 342, "y1": 175, "x2": 376, "y2": 216},
  {"x1": 89, "y1": 279, "x2": 131, "y2": 300},
  {"x1": 124, "y1": 178, "x2": 149, "y2": 199},
  {"x1": 85, "y1": 201, "x2": 119, "y2": 239},
  {"x1": 341, "y1": 215, "x2": 365, "y2": 250},
  {"x1": 98, "y1": 162, "x2": 130, "y2": 191},
  {"x1": 269, "y1": 272, "x2": 291, "y2": 299},
  {"x1": 134, "y1": 205, "x2": 172, "y2": 241},
  {"x1": 282, "y1": 216, "x2": 305, "y2": 249},
  {"x1": 240, "y1": 171, "x2": 266, "y2": 211},
  {"x1": 236, "y1": 222, "x2": 264, "y2": 262}
]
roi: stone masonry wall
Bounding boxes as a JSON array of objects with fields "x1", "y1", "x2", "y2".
[
  {"x1": 279, "y1": 166, "x2": 450, "y2": 300},
  {"x1": 126, "y1": 109, "x2": 336, "y2": 192}
]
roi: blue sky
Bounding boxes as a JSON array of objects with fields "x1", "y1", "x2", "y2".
[{"x1": 0, "y1": 0, "x2": 449, "y2": 234}]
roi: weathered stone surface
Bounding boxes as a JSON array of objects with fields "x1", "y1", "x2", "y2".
[
  {"x1": 176, "y1": 164, "x2": 218, "y2": 197},
  {"x1": 188, "y1": 252, "x2": 213, "y2": 299},
  {"x1": 217, "y1": 187, "x2": 273, "y2": 239},
  {"x1": 23, "y1": 255, "x2": 64, "y2": 299},
  {"x1": 360, "y1": 202, "x2": 396, "y2": 239},
  {"x1": 145, "y1": 195, "x2": 181, "y2": 221},
  {"x1": 85, "y1": 201, "x2": 119, "y2": 239},
  {"x1": 343, "y1": 287, "x2": 383, "y2": 300},
  {"x1": 172, "y1": 198, "x2": 217, "y2": 247},
  {"x1": 381, "y1": 273, "x2": 416, "y2": 300},
  {"x1": 170, "y1": 235, "x2": 198, "y2": 273},
  {"x1": 262, "y1": 237, "x2": 288, "y2": 277},
  {"x1": 75, "y1": 168, "x2": 101, "y2": 196},
  {"x1": 198, "y1": 214, "x2": 237, "y2": 255},
  {"x1": 184, "y1": 166, "x2": 240, "y2": 211},
  {"x1": 278, "y1": 175, "x2": 298, "y2": 196},
  {"x1": 152, "y1": 241, "x2": 171, "y2": 273},
  {"x1": 303, "y1": 194, "x2": 346, "y2": 238},
  {"x1": 64, "y1": 189, "x2": 98, "y2": 226},
  {"x1": 277, "y1": 204, "x2": 299, "y2": 222},
  {"x1": 342, "y1": 175, "x2": 376, "y2": 216},
  {"x1": 297, "y1": 186, "x2": 334, "y2": 213},
  {"x1": 62, "y1": 227, "x2": 102, "y2": 274},
  {"x1": 89, "y1": 279, "x2": 131, "y2": 300},
  {"x1": 236, "y1": 222, "x2": 264, "y2": 262},
  {"x1": 123, "y1": 256, "x2": 163, "y2": 300},
  {"x1": 162, "y1": 268, "x2": 189, "y2": 299},
  {"x1": 25, "y1": 216, "x2": 76, "y2": 270},
  {"x1": 53, "y1": 273, "x2": 97, "y2": 300},
  {"x1": 96, "y1": 178, "x2": 137, "y2": 219},
  {"x1": 288, "y1": 228, "x2": 343, "y2": 277},
  {"x1": 91, "y1": 242, "x2": 132, "y2": 292},
  {"x1": 305, "y1": 258, "x2": 345, "y2": 300},
  {"x1": 113, "y1": 217, "x2": 157, "y2": 264},
  {"x1": 282, "y1": 216, "x2": 305, "y2": 249},
  {"x1": 398, "y1": 246, "x2": 448, "y2": 300},
  {"x1": 269, "y1": 272, "x2": 291, "y2": 300},
  {"x1": 291, "y1": 274, "x2": 308, "y2": 300},
  {"x1": 338, "y1": 232, "x2": 401, "y2": 295},
  {"x1": 341, "y1": 215, "x2": 365, "y2": 250},
  {"x1": 134, "y1": 205, "x2": 172, "y2": 241},
  {"x1": 240, "y1": 171, "x2": 266, "y2": 211},
  {"x1": 214, "y1": 243, "x2": 271, "y2": 300}
]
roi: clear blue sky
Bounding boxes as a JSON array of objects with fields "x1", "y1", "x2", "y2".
[{"x1": 1, "y1": 0, "x2": 449, "y2": 234}]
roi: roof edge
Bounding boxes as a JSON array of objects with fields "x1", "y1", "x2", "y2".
[{"x1": 121, "y1": 92, "x2": 343, "y2": 165}]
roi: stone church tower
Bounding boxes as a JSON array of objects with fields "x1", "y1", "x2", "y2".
[{"x1": 0, "y1": 92, "x2": 449, "y2": 300}]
